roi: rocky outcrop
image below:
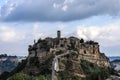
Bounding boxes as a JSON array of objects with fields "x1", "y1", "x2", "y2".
[{"x1": 23, "y1": 31, "x2": 110, "y2": 78}]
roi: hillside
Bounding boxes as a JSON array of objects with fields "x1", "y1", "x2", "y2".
[{"x1": 1, "y1": 31, "x2": 112, "y2": 80}]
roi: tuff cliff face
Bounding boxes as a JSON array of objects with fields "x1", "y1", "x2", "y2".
[{"x1": 23, "y1": 31, "x2": 110, "y2": 78}]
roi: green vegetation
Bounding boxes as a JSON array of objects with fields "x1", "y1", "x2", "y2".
[
  {"x1": 7, "y1": 73, "x2": 51, "y2": 80},
  {"x1": 0, "y1": 71, "x2": 10, "y2": 80},
  {"x1": 0, "y1": 54, "x2": 7, "y2": 58},
  {"x1": 0, "y1": 59, "x2": 27, "y2": 80},
  {"x1": 5, "y1": 59, "x2": 110, "y2": 80},
  {"x1": 56, "y1": 50, "x2": 64, "y2": 55},
  {"x1": 85, "y1": 40, "x2": 98, "y2": 45},
  {"x1": 7, "y1": 73, "x2": 30, "y2": 80},
  {"x1": 57, "y1": 60, "x2": 110, "y2": 80},
  {"x1": 4, "y1": 55, "x2": 110, "y2": 80},
  {"x1": 57, "y1": 71, "x2": 81, "y2": 80},
  {"x1": 0, "y1": 54, "x2": 17, "y2": 58},
  {"x1": 29, "y1": 57, "x2": 40, "y2": 67},
  {"x1": 81, "y1": 60, "x2": 110, "y2": 80},
  {"x1": 11, "y1": 59, "x2": 27, "y2": 74},
  {"x1": 80, "y1": 38, "x2": 84, "y2": 43}
]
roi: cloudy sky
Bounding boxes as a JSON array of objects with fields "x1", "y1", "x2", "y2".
[{"x1": 0, "y1": 0, "x2": 120, "y2": 56}]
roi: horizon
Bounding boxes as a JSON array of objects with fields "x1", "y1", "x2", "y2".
[{"x1": 0, "y1": 0, "x2": 120, "y2": 56}]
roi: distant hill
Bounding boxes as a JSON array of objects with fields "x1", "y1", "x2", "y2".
[
  {"x1": 109, "y1": 56, "x2": 120, "y2": 61},
  {"x1": 110, "y1": 57, "x2": 120, "y2": 76},
  {"x1": 0, "y1": 54, "x2": 27, "y2": 74},
  {"x1": 0, "y1": 54, "x2": 18, "y2": 74},
  {"x1": 111, "y1": 59, "x2": 120, "y2": 63}
]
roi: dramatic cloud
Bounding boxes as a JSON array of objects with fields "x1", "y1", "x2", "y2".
[
  {"x1": 0, "y1": 0, "x2": 120, "y2": 22},
  {"x1": 76, "y1": 23, "x2": 120, "y2": 47}
]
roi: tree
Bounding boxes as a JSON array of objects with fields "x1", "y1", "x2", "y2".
[{"x1": 80, "y1": 38, "x2": 84, "y2": 43}]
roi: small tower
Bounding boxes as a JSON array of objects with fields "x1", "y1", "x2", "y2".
[
  {"x1": 57, "y1": 30, "x2": 61, "y2": 44},
  {"x1": 57, "y1": 30, "x2": 61, "y2": 40}
]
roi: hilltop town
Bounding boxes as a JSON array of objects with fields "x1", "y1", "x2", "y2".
[
  {"x1": 27, "y1": 31, "x2": 110, "y2": 67},
  {"x1": 0, "y1": 31, "x2": 112, "y2": 80},
  {"x1": 22, "y1": 31, "x2": 110, "y2": 79}
]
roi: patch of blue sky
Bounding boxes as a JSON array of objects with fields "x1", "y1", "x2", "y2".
[{"x1": 0, "y1": 0, "x2": 5, "y2": 6}]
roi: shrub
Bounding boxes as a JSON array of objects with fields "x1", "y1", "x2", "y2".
[
  {"x1": 80, "y1": 39, "x2": 84, "y2": 43},
  {"x1": 7, "y1": 73, "x2": 30, "y2": 80},
  {"x1": 0, "y1": 71, "x2": 10, "y2": 80},
  {"x1": 81, "y1": 60, "x2": 110, "y2": 80},
  {"x1": 7, "y1": 73, "x2": 51, "y2": 80},
  {"x1": 56, "y1": 50, "x2": 64, "y2": 55}
]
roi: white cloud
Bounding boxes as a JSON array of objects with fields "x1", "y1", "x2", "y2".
[
  {"x1": 64, "y1": 0, "x2": 75, "y2": 4},
  {"x1": 0, "y1": 26, "x2": 15, "y2": 41},
  {"x1": 53, "y1": 3, "x2": 60, "y2": 9},
  {"x1": 32, "y1": 23, "x2": 46, "y2": 40},
  {"x1": 57, "y1": 24, "x2": 66, "y2": 30},
  {"x1": 0, "y1": 25, "x2": 25, "y2": 42},
  {"x1": 62, "y1": 5, "x2": 68, "y2": 11},
  {"x1": 76, "y1": 23, "x2": 120, "y2": 47}
]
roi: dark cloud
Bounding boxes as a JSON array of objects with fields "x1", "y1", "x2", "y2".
[{"x1": 0, "y1": 0, "x2": 120, "y2": 22}]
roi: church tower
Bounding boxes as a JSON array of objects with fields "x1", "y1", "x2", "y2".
[
  {"x1": 57, "y1": 30, "x2": 61, "y2": 39},
  {"x1": 57, "y1": 30, "x2": 61, "y2": 44}
]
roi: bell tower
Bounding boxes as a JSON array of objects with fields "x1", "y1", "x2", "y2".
[
  {"x1": 57, "y1": 30, "x2": 61, "y2": 44},
  {"x1": 57, "y1": 30, "x2": 61, "y2": 39}
]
